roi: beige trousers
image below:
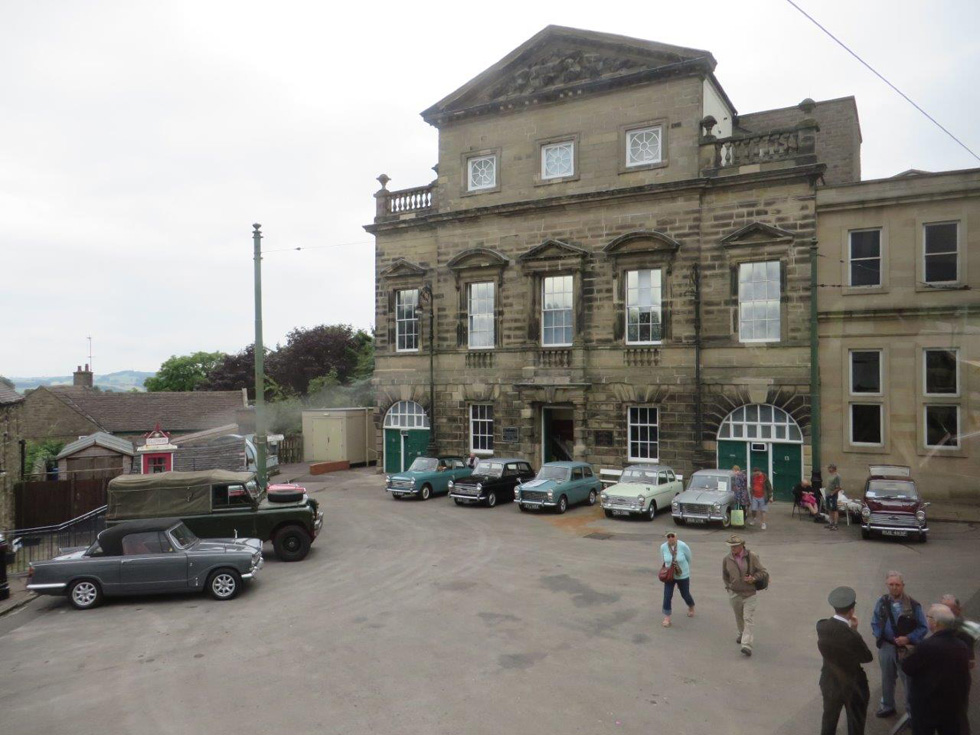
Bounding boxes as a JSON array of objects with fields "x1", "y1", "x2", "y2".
[{"x1": 729, "y1": 591, "x2": 758, "y2": 649}]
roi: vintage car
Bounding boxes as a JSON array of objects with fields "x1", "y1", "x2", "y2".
[
  {"x1": 671, "y1": 469, "x2": 737, "y2": 527},
  {"x1": 107, "y1": 470, "x2": 323, "y2": 562},
  {"x1": 386, "y1": 456, "x2": 473, "y2": 500},
  {"x1": 27, "y1": 519, "x2": 263, "y2": 610},
  {"x1": 860, "y1": 465, "x2": 929, "y2": 542},
  {"x1": 600, "y1": 464, "x2": 683, "y2": 520},
  {"x1": 516, "y1": 461, "x2": 601, "y2": 514},
  {"x1": 448, "y1": 458, "x2": 535, "y2": 507}
]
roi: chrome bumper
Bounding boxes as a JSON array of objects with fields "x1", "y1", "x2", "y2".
[
  {"x1": 314, "y1": 511, "x2": 324, "y2": 535},
  {"x1": 386, "y1": 486, "x2": 418, "y2": 496},
  {"x1": 863, "y1": 523, "x2": 928, "y2": 533},
  {"x1": 672, "y1": 511, "x2": 724, "y2": 523},
  {"x1": 243, "y1": 555, "x2": 264, "y2": 579},
  {"x1": 449, "y1": 491, "x2": 484, "y2": 502},
  {"x1": 26, "y1": 582, "x2": 67, "y2": 591},
  {"x1": 519, "y1": 500, "x2": 556, "y2": 508},
  {"x1": 601, "y1": 500, "x2": 646, "y2": 512}
]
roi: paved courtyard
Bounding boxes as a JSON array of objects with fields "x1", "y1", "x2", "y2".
[{"x1": 0, "y1": 467, "x2": 977, "y2": 735}]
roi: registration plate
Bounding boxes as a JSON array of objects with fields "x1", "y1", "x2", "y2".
[
  {"x1": 882, "y1": 529, "x2": 908, "y2": 537},
  {"x1": 612, "y1": 509, "x2": 631, "y2": 517},
  {"x1": 686, "y1": 518, "x2": 707, "y2": 525}
]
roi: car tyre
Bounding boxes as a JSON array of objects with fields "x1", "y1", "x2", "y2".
[
  {"x1": 274, "y1": 525, "x2": 312, "y2": 562},
  {"x1": 68, "y1": 579, "x2": 103, "y2": 610},
  {"x1": 861, "y1": 527, "x2": 871, "y2": 540},
  {"x1": 518, "y1": 503, "x2": 528, "y2": 513},
  {"x1": 721, "y1": 509, "x2": 731, "y2": 528},
  {"x1": 486, "y1": 491, "x2": 497, "y2": 508},
  {"x1": 419, "y1": 484, "x2": 431, "y2": 501},
  {"x1": 604, "y1": 509, "x2": 614, "y2": 519},
  {"x1": 918, "y1": 532, "x2": 928, "y2": 543},
  {"x1": 673, "y1": 516, "x2": 684, "y2": 526},
  {"x1": 556, "y1": 495, "x2": 568, "y2": 514},
  {"x1": 207, "y1": 569, "x2": 241, "y2": 601},
  {"x1": 646, "y1": 500, "x2": 657, "y2": 522},
  {"x1": 453, "y1": 498, "x2": 464, "y2": 506},
  {"x1": 587, "y1": 489, "x2": 597, "y2": 506}
]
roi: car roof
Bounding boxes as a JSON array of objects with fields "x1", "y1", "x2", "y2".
[
  {"x1": 692, "y1": 469, "x2": 735, "y2": 476},
  {"x1": 625, "y1": 464, "x2": 673, "y2": 472},
  {"x1": 438, "y1": 456, "x2": 464, "y2": 461},
  {"x1": 542, "y1": 461, "x2": 589, "y2": 468},
  {"x1": 481, "y1": 457, "x2": 528, "y2": 464},
  {"x1": 98, "y1": 518, "x2": 183, "y2": 556}
]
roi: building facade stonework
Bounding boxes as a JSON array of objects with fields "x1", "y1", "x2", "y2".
[{"x1": 368, "y1": 26, "x2": 862, "y2": 499}]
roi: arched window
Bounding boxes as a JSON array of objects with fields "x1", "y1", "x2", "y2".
[
  {"x1": 383, "y1": 401, "x2": 430, "y2": 429},
  {"x1": 718, "y1": 404, "x2": 802, "y2": 442}
]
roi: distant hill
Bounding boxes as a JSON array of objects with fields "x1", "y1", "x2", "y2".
[{"x1": 10, "y1": 371, "x2": 156, "y2": 393}]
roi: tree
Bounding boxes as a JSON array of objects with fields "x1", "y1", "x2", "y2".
[
  {"x1": 144, "y1": 351, "x2": 226, "y2": 392},
  {"x1": 0, "y1": 375, "x2": 14, "y2": 390},
  {"x1": 268, "y1": 325, "x2": 366, "y2": 396}
]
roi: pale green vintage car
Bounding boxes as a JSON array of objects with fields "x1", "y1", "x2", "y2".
[
  {"x1": 600, "y1": 464, "x2": 684, "y2": 520},
  {"x1": 385, "y1": 456, "x2": 472, "y2": 500}
]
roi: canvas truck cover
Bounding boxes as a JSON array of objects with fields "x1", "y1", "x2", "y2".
[{"x1": 107, "y1": 470, "x2": 255, "y2": 520}]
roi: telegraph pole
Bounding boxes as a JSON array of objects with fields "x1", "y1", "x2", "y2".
[{"x1": 252, "y1": 224, "x2": 268, "y2": 491}]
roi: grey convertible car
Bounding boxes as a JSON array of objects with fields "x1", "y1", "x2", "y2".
[{"x1": 27, "y1": 518, "x2": 263, "y2": 610}]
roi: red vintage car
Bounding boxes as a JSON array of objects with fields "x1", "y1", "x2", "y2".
[{"x1": 860, "y1": 465, "x2": 929, "y2": 543}]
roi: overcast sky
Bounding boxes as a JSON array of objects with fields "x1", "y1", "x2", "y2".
[{"x1": 1, "y1": 0, "x2": 977, "y2": 377}]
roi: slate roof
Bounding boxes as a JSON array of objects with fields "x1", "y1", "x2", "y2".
[
  {"x1": 0, "y1": 386, "x2": 24, "y2": 405},
  {"x1": 56, "y1": 431, "x2": 136, "y2": 460},
  {"x1": 46, "y1": 387, "x2": 245, "y2": 434}
]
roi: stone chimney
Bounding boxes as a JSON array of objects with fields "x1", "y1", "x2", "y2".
[{"x1": 73, "y1": 363, "x2": 93, "y2": 388}]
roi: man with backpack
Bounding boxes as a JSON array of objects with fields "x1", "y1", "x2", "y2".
[
  {"x1": 722, "y1": 534, "x2": 768, "y2": 657},
  {"x1": 870, "y1": 571, "x2": 929, "y2": 719}
]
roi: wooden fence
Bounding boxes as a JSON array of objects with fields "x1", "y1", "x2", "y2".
[
  {"x1": 278, "y1": 435, "x2": 303, "y2": 464},
  {"x1": 14, "y1": 475, "x2": 112, "y2": 529}
]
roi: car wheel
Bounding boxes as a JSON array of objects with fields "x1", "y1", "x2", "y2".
[
  {"x1": 391, "y1": 493, "x2": 401, "y2": 500},
  {"x1": 721, "y1": 509, "x2": 731, "y2": 528},
  {"x1": 68, "y1": 579, "x2": 103, "y2": 610},
  {"x1": 486, "y1": 491, "x2": 497, "y2": 508},
  {"x1": 556, "y1": 496, "x2": 568, "y2": 514},
  {"x1": 673, "y1": 516, "x2": 684, "y2": 526},
  {"x1": 604, "y1": 509, "x2": 614, "y2": 519},
  {"x1": 207, "y1": 569, "x2": 241, "y2": 601},
  {"x1": 587, "y1": 489, "x2": 597, "y2": 506},
  {"x1": 273, "y1": 525, "x2": 312, "y2": 562},
  {"x1": 453, "y1": 498, "x2": 464, "y2": 506},
  {"x1": 918, "y1": 532, "x2": 928, "y2": 543},
  {"x1": 518, "y1": 503, "x2": 528, "y2": 513},
  {"x1": 646, "y1": 500, "x2": 657, "y2": 522},
  {"x1": 861, "y1": 527, "x2": 871, "y2": 540},
  {"x1": 419, "y1": 484, "x2": 431, "y2": 501}
]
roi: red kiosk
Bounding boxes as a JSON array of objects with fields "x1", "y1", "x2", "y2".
[{"x1": 138, "y1": 425, "x2": 177, "y2": 474}]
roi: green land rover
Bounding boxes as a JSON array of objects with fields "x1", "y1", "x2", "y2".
[{"x1": 106, "y1": 470, "x2": 323, "y2": 562}]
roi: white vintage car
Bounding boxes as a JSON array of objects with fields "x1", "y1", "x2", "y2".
[{"x1": 600, "y1": 464, "x2": 683, "y2": 521}]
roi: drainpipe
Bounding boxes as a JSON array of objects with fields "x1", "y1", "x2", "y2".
[
  {"x1": 692, "y1": 262, "x2": 703, "y2": 448},
  {"x1": 809, "y1": 238, "x2": 822, "y2": 492},
  {"x1": 420, "y1": 284, "x2": 436, "y2": 452}
]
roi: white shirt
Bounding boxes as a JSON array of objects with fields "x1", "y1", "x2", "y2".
[{"x1": 833, "y1": 614, "x2": 851, "y2": 626}]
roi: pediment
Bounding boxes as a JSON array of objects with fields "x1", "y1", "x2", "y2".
[
  {"x1": 446, "y1": 248, "x2": 511, "y2": 271},
  {"x1": 519, "y1": 239, "x2": 589, "y2": 263},
  {"x1": 422, "y1": 26, "x2": 716, "y2": 126},
  {"x1": 603, "y1": 231, "x2": 681, "y2": 258},
  {"x1": 720, "y1": 222, "x2": 796, "y2": 249},
  {"x1": 380, "y1": 258, "x2": 427, "y2": 279}
]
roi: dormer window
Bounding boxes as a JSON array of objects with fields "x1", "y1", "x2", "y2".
[
  {"x1": 542, "y1": 141, "x2": 574, "y2": 179},
  {"x1": 626, "y1": 125, "x2": 662, "y2": 167},
  {"x1": 467, "y1": 154, "x2": 497, "y2": 191}
]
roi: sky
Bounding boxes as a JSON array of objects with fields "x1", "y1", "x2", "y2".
[{"x1": 1, "y1": 0, "x2": 977, "y2": 377}]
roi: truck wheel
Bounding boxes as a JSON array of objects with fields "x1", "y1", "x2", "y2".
[
  {"x1": 68, "y1": 579, "x2": 103, "y2": 610},
  {"x1": 274, "y1": 526, "x2": 311, "y2": 562},
  {"x1": 207, "y1": 569, "x2": 241, "y2": 600}
]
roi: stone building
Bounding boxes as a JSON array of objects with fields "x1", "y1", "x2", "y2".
[
  {"x1": 367, "y1": 26, "x2": 862, "y2": 499},
  {"x1": 817, "y1": 168, "x2": 980, "y2": 502},
  {"x1": 0, "y1": 386, "x2": 24, "y2": 529}
]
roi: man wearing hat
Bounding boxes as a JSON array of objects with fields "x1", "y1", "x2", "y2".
[
  {"x1": 817, "y1": 586, "x2": 873, "y2": 735},
  {"x1": 721, "y1": 535, "x2": 768, "y2": 656}
]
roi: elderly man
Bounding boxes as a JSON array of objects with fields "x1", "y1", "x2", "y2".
[
  {"x1": 870, "y1": 571, "x2": 929, "y2": 719},
  {"x1": 721, "y1": 534, "x2": 767, "y2": 657},
  {"x1": 941, "y1": 594, "x2": 977, "y2": 671},
  {"x1": 902, "y1": 604, "x2": 971, "y2": 735},
  {"x1": 817, "y1": 586, "x2": 873, "y2": 735}
]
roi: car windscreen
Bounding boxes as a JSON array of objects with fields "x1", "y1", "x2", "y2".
[
  {"x1": 536, "y1": 466, "x2": 570, "y2": 482},
  {"x1": 688, "y1": 474, "x2": 731, "y2": 492},
  {"x1": 169, "y1": 523, "x2": 199, "y2": 549},
  {"x1": 866, "y1": 479, "x2": 918, "y2": 500},
  {"x1": 622, "y1": 468, "x2": 659, "y2": 483},
  {"x1": 478, "y1": 462, "x2": 504, "y2": 478},
  {"x1": 407, "y1": 458, "x2": 438, "y2": 472}
]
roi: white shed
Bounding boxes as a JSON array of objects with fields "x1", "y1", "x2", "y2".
[{"x1": 301, "y1": 408, "x2": 376, "y2": 465}]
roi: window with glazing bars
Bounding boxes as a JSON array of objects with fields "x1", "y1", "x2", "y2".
[
  {"x1": 626, "y1": 269, "x2": 662, "y2": 344},
  {"x1": 738, "y1": 261, "x2": 780, "y2": 342},
  {"x1": 395, "y1": 289, "x2": 419, "y2": 351},
  {"x1": 542, "y1": 275, "x2": 573, "y2": 346},
  {"x1": 468, "y1": 282, "x2": 494, "y2": 348}
]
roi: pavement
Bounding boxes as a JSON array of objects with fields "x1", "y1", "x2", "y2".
[
  {"x1": 1, "y1": 466, "x2": 976, "y2": 735},
  {"x1": 0, "y1": 576, "x2": 32, "y2": 617}
]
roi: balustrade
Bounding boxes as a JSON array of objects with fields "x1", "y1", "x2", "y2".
[
  {"x1": 376, "y1": 184, "x2": 435, "y2": 218},
  {"x1": 536, "y1": 349, "x2": 572, "y2": 368}
]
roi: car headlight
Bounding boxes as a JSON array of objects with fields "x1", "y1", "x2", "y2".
[
  {"x1": 600, "y1": 493, "x2": 608, "y2": 501},
  {"x1": 712, "y1": 503, "x2": 721, "y2": 512},
  {"x1": 916, "y1": 509, "x2": 926, "y2": 523},
  {"x1": 861, "y1": 506, "x2": 871, "y2": 519},
  {"x1": 410, "y1": 478, "x2": 416, "y2": 486},
  {"x1": 476, "y1": 483, "x2": 483, "y2": 492},
  {"x1": 385, "y1": 475, "x2": 391, "y2": 485},
  {"x1": 547, "y1": 490, "x2": 553, "y2": 499},
  {"x1": 637, "y1": 495, "x2": 645, "y2": 504},
  {"x1": 448, "y1": 480, "x2": 454, "y2": 489},
  {"x1": 672, "y1": 500, "x2": 679, "y2": 509}
]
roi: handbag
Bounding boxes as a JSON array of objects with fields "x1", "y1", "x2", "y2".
[
  {"x1": 658, "y1": 563, "x2": 675, "y2": 583},
  {"x1": 730, "y1": 506, "x2": 745, "y2": 528}
]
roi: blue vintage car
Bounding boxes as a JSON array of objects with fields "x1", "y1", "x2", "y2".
[
  {"x1": 385, "y1": 456, "x2": 473, "y2": 500},
  {"x1": 516, "y1": 461, "x2": 601, "y2": 514}
]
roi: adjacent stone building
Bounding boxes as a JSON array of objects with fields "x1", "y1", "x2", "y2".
[
  {"x1": 0, "y1": 386, "x2": 24, "y2": 529},
  {"x1": 367, "y1": 26, "x2": 864, "y2": 500},
  {"x1": 817, "y1": 168, "x2": 980, "y2": 502}
]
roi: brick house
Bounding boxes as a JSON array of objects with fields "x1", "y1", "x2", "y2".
[
  {"x1": 366, "y1": 26, "x2": 863, "y2": 498},
  {"x1": 0, "y1": 386, "x2": 24, "y2": 529}
]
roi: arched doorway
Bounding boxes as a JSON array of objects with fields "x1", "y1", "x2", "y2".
[
  {"x1": 716, "y1": 404, "x2": 804, "y2": 500},
  {"x1": 383, "y1": 401, "x2": 430, "y2": 473}
]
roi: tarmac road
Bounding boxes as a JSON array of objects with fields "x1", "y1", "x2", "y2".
[{"x1": 0, "y1": 467, "x2": 976, "y2": 735}]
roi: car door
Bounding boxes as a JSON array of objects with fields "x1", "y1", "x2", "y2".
[
  {"x1": 654, "y1": 470, "x2": 671, "y2": 505},
  {"x1": 501, "y1": 464, "x2": 520, "y2": 500},
  {"x1": 451, "y1": 458, "x2": 472, "y2": 482},
  {"x1": 569, "y1": 467, "x2": 586, "y2": 503},
  {"x1": 119, "y1": 532, "x2": 190, "y2": 593}
]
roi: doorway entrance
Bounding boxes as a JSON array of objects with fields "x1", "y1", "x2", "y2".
[
  {"x1": 716, "y1": 404, "x2": 804, "y2": 500},
  {"x1": 383, "y1": 401, "x2": 430, "y2": 473},
  {"x1": 542, "y1": 406, "x2": 574, "y2": 464}
]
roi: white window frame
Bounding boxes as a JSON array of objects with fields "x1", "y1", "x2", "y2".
[
  {"x1": 849, "y1": 349, "x2": 882, "y2": 396},
  {"x1": 848, "y1": 228, "x2": 882, "y2": 288},
  {"x1": 625, "y1": 126, "x2": 663, "y2": 168},
  {"x1": 627, "y1": 405, "x2": 659, "y2": 462},
  {"x1": 469, "y1": 404, "x2": 494, "y2": 454},
  {"x1": 467, "y1": 154, "x2": 497, "y2": 191},
  {"x1": 924, "y1": 348, "x2": 960, "y2": 397},
  {"x1": 924, "y1": 405, "x2": 961, "y2": 449},
  {"x1": 849, "y1": 403, "x2": 884, "y2": 447},
  {"x1": 923, "y1": 221, "x2": 959, "y2": 284},
  {"x1": 467, "y1": 281, "x2": 495, "y2": 350},
  {"x1": 541, "y1": 141, "x2": 575, "y2": 180},
  {"x1": 738, "y1": 261, "x2": 781, "y2": 343},
  {"x1": 625, "y1": 268, "x2": 663, "y2": 345},
  {"x1": 541, "y1": 275, "x2": 574, "y2": 347},
  {"x1": 395, "y1": 289, "x2": 419, "y2": 353}
]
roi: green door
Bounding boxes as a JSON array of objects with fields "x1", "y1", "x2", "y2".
[
  {"x1": 404, "y1": 431, "x2": 429, "y2": 470},
  {"x1": 384, "y1": 430, "x2": 401, "y2": 473},
  {"x1": 771, "y1": 443, "x2": 802, "y2": 500},
  {"x1": 384, "y1": 429, "x2": 430, "y2": 473},
  {"x1": 749, "y1": 444, "x2": 769, "y2": 477},
  {"x1": 717, "y1": 441, "x2": 747, "y2": 471}
]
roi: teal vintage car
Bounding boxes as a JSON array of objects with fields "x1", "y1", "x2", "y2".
[
  {"x1": 516, "y1": 461, "x2": 601, "y2": 514},
  {"x1": 386, "y1": 456, "x2": 472, "y2": 500}
]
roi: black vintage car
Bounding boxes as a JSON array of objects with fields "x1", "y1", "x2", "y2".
[{"x1": 448, "y1": 458, "x2": 535, "y2": 507}]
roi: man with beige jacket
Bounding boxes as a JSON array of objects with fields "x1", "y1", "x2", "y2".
[{"x1": 722, "y1": 534, "x2": 769, "y2": 657}]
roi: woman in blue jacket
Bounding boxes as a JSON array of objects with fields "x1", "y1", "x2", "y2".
[{"x1": 660, "y1": 531, "x2": 695, "y2": 627}]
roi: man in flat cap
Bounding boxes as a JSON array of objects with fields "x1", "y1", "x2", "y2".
[
  {"x1": 722, "y1": 534, "x2": 768, "y2": 657},
  {"x1": 817, "y1": 586, "x2": 873, "y2": 735}
]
